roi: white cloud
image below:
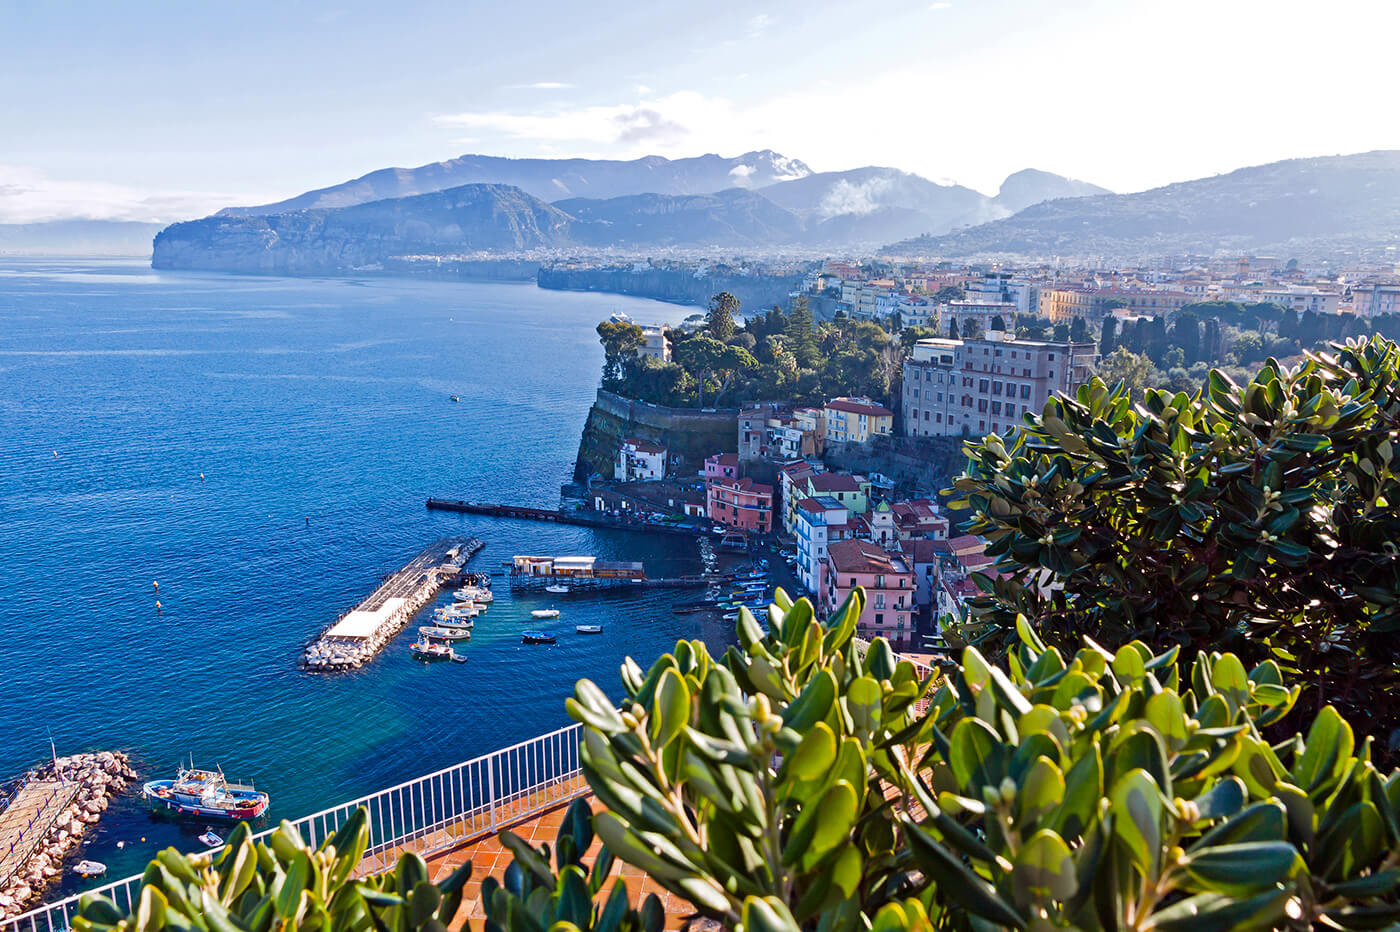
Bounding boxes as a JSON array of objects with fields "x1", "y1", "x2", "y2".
[
  {"x1": 928, "y1": 2, "x2": 952, "y2": 10},
  {"x1": 508, "y1": 81, "x2": 574, "y2": 89},
  {"x1": 748, "y1": 13, "x2": 775, "y2": 38},
  {"x1": 0, "y1": 165, "x2": 256, "y2": 224}
]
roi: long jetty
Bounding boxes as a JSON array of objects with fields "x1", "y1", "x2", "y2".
[
  {"x1": 301, "y1": 537, "x2": 481, "y2": 672},
  {"x1": 426, "y1": 499, "x2": 706, "y2": 537}
]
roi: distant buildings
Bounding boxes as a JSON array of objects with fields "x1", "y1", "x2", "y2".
[
  {"x1": 823, "y1": 397, "x2": 894, "y2": 444},
  {"x1": 1352, "y1": 282, "x2": 1400, "y2": 317},
  {"x1": 738, "y1": 405, "x2": 825, "y2": 462},
  {"x1": 638, "y1": 326, "x2": 671, "y2": 362},
  {"x1": 794, "y1": 496, "x2": 851, "y2": 596},
  {"x1": 901, "y1": 332, "x2": 1097, "y2": 437}
]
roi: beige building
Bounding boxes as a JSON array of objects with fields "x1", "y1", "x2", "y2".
[
  {"x1": 901, "y1": 333, "x2": 1097, "y2": 437},
  {"x1": 823, "y1": 397, "x2": 894, "y2": 444}
]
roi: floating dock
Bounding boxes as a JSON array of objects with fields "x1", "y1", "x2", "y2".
[
  {"x1": 426, "y1": 499, "x2": 707, "y2": 537},
  {"x1": 301, "y1": 537, "x2": 481, "y2": 671}
]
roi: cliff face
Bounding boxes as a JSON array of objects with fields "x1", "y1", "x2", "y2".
[
  {"x1": 153, "y1": 184, "x2": 574, "y2": 273},
  {"x1": 538, "y1": 265, "x2": 799, "y2": 311},
  {"x1": 574, "y1": 390, "x2": 738, "y2": 481}
]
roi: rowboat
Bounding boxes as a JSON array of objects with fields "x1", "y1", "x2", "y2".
[
  {"x1": 521, "y1": 631, "x2": 557, "y2": 644},
  {"x1": 198, "y1": 831, "x2": 223, "y2": 848},
  {"x1": 530, "y1": 609, "x2": 560, "y2": 618},
  {"x1": 420, "y1": 625, "x2": 470, "y2": 640},
  {"x1": 576, "y1": 624, "x2": 603, "y2": 634},
  {"x1": 73, "y1": 860, "x2": 107, "y2": 877}
]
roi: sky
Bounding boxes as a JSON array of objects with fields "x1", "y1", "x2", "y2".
[{"x1": 3, "y1": 0, "x2": 1399, "y2": 224}]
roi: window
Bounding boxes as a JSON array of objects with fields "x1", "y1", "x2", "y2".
[
  {"x1": 978, "y1": 399, "x2": 988, "y2": 412},
  {"x1": 876, "y1": 575, "x2": 885, "y2": 588},
  {"x1": 1021, "y1": 385, "x2": 1031, "y2": 399},
  {"x1": 1048, "y1": 353, "x2": 1056, "y2": 361},
  {"x1": 874, "y1": 593, "x2": 885, "y2": 608},
  {"x1": 978, "y1": 379, "x2": 989, "y2": 392},
  {"x1": 992, "y1": 382, "x2": 1002, "y2": 396},
  {"x1": 992, "y1": 401, "x2": 1001, "y2": 415},
  {"x1": 875, "y1": 613, "x2": 884, "y2": 624},
  {"x1": 923, "y1": 410, "x2": 929, "y2": 420}
]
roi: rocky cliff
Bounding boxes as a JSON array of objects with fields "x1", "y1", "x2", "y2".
[{"x1": 574, "y1": 390, "x2": 738, "y2": 481}]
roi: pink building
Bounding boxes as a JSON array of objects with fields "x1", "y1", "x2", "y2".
[
  {"x1": 704, "y1": 453, "x2": 738, "y2": 481},
  {"x1": 822, "y1": 539, "x2": 914, "y2": 643},
  {"x1": 706, "y1": 476, "x2": 774, "y2": 534}
]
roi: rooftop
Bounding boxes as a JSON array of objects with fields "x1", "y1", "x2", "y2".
[
  {"x1": 825, "y1": 398, "x2": 894, "y2": 418},
  {"x1": 827, "y1": 538, "x2": 909, "y2": 576}
]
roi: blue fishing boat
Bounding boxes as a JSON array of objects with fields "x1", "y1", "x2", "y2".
[{"x1": 143, "y1": 764, "x2": 269, "y2": 820}]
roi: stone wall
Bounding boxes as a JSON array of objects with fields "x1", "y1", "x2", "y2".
[{"x1": 575, "y1": 390, "x2": 738, "y2": 481}]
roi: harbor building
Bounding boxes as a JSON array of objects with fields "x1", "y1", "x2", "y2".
[
  {"x1": 821, "y1": 539, "x2": 915, "y2": 644},
  {"x1": 706, "y1": 475, "x2": 774, "y2": 534}
]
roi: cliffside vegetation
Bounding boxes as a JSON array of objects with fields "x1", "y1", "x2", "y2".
[{"x1": 597, "y1": 293, "x2": 904, "y2": 410}]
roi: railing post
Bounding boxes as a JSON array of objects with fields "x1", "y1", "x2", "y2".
[{"x1": 486, "y1": 754, "x2": 497, "y2": 832}]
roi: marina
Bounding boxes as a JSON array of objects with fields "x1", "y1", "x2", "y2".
[{"x1": 300, "y1": 537, "x2": 482, "y2": 671}]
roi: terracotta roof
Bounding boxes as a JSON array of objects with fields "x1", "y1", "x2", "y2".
[
  {"x1": 825, "y1": 399, "x2": 893, "y2": 418},
  {"x1": 945, "y1": 534, "x2": 985, "y2": 555},
  {"x1": 622, "y1": 437, "x2": 666, "y2": 455},
  {"x1": 827, "y1": 538, "x2": 909, "y2": 576},
  {"x1": 712, "y1": 476, "x2": 773, "y2": 496},
  {"x1": 707, "y1": 453, "x2": 738, "y2": 467},
  {"x1": 810, "y1": 473, "x2": 863, "y2": 493},
  {"x1": 900, "y1": 538, "x2": 939, "y2": 564}
]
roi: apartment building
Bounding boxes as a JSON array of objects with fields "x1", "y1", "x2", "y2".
[
  {"x1": 615, "y1": 437, "x2": 667, "y2": 481},
  {"x1": 824, "y1": 397, "x2": 894, "y2": 443},
  {"x1": 901, "y1": 332, "x2": 1097, "y2": 437},
  {"x1": 794, "y1": 496, "x2": 851, "y2": 596},
  {"x1": 1352, "y1": 282, "x2": 1400, "y2": 317},
  {"x1": 706, "y1": 475, "x2": 774, "y2": 534},
  {"x1": 822, "y1": 539, "x2": 915, "y2": 643}
]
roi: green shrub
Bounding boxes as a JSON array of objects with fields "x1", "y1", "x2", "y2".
[{"x1": 948, "y1": 336, "x2": 1400, "y2": 754}]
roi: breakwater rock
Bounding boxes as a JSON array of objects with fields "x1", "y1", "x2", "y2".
[{"x1": 0, "y1": 752, "x2": 136, "y2": 919}]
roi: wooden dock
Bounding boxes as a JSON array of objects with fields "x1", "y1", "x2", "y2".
[
  {"x1": 0, "y1": 781, "x2": 78, "y2": 887},
  {"x1": 301, "y1": 537, "x2": 482, "y2": 671}
]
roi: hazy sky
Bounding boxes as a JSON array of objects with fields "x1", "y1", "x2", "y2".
[{"x1": 3, "y1": 0, "x2": 1398, "y2": 223}]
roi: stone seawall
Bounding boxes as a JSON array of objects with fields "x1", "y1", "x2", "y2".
[{"x1": 575, "y1": 390, "x2": 738, "y2": 481}]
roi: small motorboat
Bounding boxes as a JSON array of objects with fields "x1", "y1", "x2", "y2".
[
  {"x1": 545, "y1": 584, "x2": 570, "y2": 594},
  {"x1": 521, "y1": 631, "x2": 557, "y2": 644},
  {"x1": 531, "y1": 609, "x2": 560, "y2": 619},
  {"x1": 410, "y1": 641, "x2": 455, "y2": 661},
  {"x1": 450, "y1": 395, "x2": 459, "y2": 402},
  {"x1": 432, "y1": 612, "x2": 475, "y2": 627},
  {"x1": 450, "y1": 654, "x2": 468, "y2": 664},
  {"x1": 576, "y1": 624, "x2": 603, "y2": 634},
  {"x1": 198, "y1": 830, "x2": 224, "y2": 848},
  {"x1": 420, "y1": 625, "x2": 470, "y2": 641},
  {"x1": 73, "y1": 860, "x2": 107, "y2": 877}
]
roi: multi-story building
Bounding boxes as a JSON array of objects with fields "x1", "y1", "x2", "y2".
[
  {"x1": 822, "y1": 539, "x2": 915, "y2": 643},
  {"x1": 1352, "y1": 282, "x2": 1400, "y2": 317},
  {"x1": 615, "y1": 437, "x2": 667, "y2": 481},
  {"x1": 944, "y1": 301, "x2": 1016, "y2": 336},
  {"x1": 739, "y1": 405, "x2": 825, "y2": 462},
  {"x1": 778, "y1": 461, "x2": 823, "y2": 536},
  {"x1": 703, "y1": 453, "x2": 739, "y2": 481},
  {"x1": 1039, "y1": 287, "x2": 1097, "y2": 322},
  {"x1": 706, "y1": 475, "x2": 774, "y2": 534},
  {"x1": 901, "y1": 332, "x2": 1097, "y2": 437},
  {"x1": 806, "y1": 472, "x2": 872, "y2": 516},
  {"x1": 638, "y1": 326, "x2": 671, "y2": 362},
  {"x1": 1258, "y1": 286, "x2": 1341, "y2": 316},
  {"x1": 824, "y1": 397, "x2": 894, "y2": 444},
  {"x1": 737, "y1": 404, "x2": 785, "y2": 461},
  {"x1": 965, "y1": 272, "x2": 1038, "y2": 314},
  {"x1": 793, "y1": 496, "x2": 851, "y2": 596}
]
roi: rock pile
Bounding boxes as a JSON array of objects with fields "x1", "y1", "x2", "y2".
[{"x1": 0, "y1": 752, "x2": 136, "y2": 920}]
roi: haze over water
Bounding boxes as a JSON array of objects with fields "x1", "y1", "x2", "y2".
[{"x1": 0, "y1": 258, "x2": 723, "y2": 889}]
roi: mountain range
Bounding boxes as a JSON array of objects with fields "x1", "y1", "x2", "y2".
[
  {"x1": 152, "y1": 151, "x2": 1111, "y2": 271},
  {"x1": 882, "y1": 150, "x2": 1400, "y2": 260}
]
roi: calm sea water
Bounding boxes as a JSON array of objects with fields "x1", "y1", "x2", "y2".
[{"x1": 0, "y1": 258, "x2": 733, "y2": 891}]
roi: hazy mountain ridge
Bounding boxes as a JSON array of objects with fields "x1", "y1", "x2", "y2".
[
  {"x1": 0, "y1": 220, "x2": 164, "y2": 256},
  {"x1": 882, "y1": 150, "x2": 1400, "y2": 259},
  {"x1": 217, "y1": 151, "x2": 814, "y2": 216},
  {"x1": 154, "y1": 184, "x2": 575, "y2": 273},
  {"x1": 555, "y1": 188, "x2": 806, "y2": 246}
]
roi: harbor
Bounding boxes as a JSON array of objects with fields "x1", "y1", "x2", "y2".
[{"x1": 300, "y1": 537, "x2": 482, "y2": 671}]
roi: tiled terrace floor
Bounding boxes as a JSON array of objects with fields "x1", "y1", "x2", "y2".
[{"x1": 423, "y1": 795, "x2": 696, "y2": 930}]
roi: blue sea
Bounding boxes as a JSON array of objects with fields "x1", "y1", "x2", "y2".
[{"x1": 0, "y1": 258, "x2": 732, "y2": 891}]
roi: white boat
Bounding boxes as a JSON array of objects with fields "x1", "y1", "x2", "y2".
[
  {"x1": 432, "y1": 615, "x2": 474, "y2": 630},
  {"x1": 434, "y1": 605, "x2": 477, "y2": 620},
  {"x1": 73, "y1": 860, "x2": 107, "y2": 877},
  {"x1": 531, "y1": 609, "x2": 560, "y2": 619},
  {"x1": 576, "y1": 624, "x2": 602, "y2": 634},
  {"x1": 420, "y1": 625, "x2": 471, "y2": 640},
  {"x1": 197, "y1": 831, "x2": 223, "y2": 848},
  {"x1": 454, "y1": 586, "x2": 494, "y2": 603},
  {"x1": 410, "y1": 641, "x2": 455, "y2": 661},
  {"x1": 545, "y1": 585, "x2": 570, "y2": 594}
]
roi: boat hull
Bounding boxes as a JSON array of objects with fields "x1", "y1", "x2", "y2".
[{"x1": 142, "y1": 781, "x2": 268, "y2": 820}]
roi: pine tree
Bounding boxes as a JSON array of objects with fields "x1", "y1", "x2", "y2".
[
  {"x1": 705, "y1": 292, "x2": 739, "y2": 342},
  {"x1": 1099, "y1": 316, "x2": 1118, "y2": 355}
]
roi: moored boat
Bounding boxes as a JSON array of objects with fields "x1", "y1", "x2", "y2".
[
  {"x1": 73, "y1": 860, "x2": 107, "y2": 877},
  {"x1": 575, "y1": 624, "x2": 603, "y2": 634},
  {"x1": 521, "y1": 631, "x2": 557, "y2": 644},
  {"x1": 420, "y1": 625, "x2": 470, "y2": 640},
  {"x1": 143, "y1": 765, "x2": 269, "y2": 821},
  {"x1": 530, "y1": 608, "x2": 560, "y2": 618},
  {"x1": 410, "y1": 640, "x2": 455, "y2": 660},
  {"x1": 198, "y1": 831, "x2": 224, "y2": 848},
  {"x1": 545, "y1": 584, "x2": 570, "y2": 594}
]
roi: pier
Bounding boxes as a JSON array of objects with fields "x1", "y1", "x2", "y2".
[
  {"x1": 301, "y1": 537, "x2": 482, "y2": 672},
  {"x1": 0, "y1": 783, "x2": 77, "y2": 890},
  {"x1": 426, "y1": 499, "x2": 708, "y2": 537}
]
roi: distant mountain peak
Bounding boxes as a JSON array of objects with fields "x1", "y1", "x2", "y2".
[{"x1": 992, "y1": 169, "x2": 1112, "y2": 214}]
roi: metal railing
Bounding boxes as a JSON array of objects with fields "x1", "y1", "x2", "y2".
[
  {"x1": 2, "y1": 724, "x2": 585, "y2": 932},
  {"x1": 5, "y1": 640, "x2": 940, "y2": 932}
]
